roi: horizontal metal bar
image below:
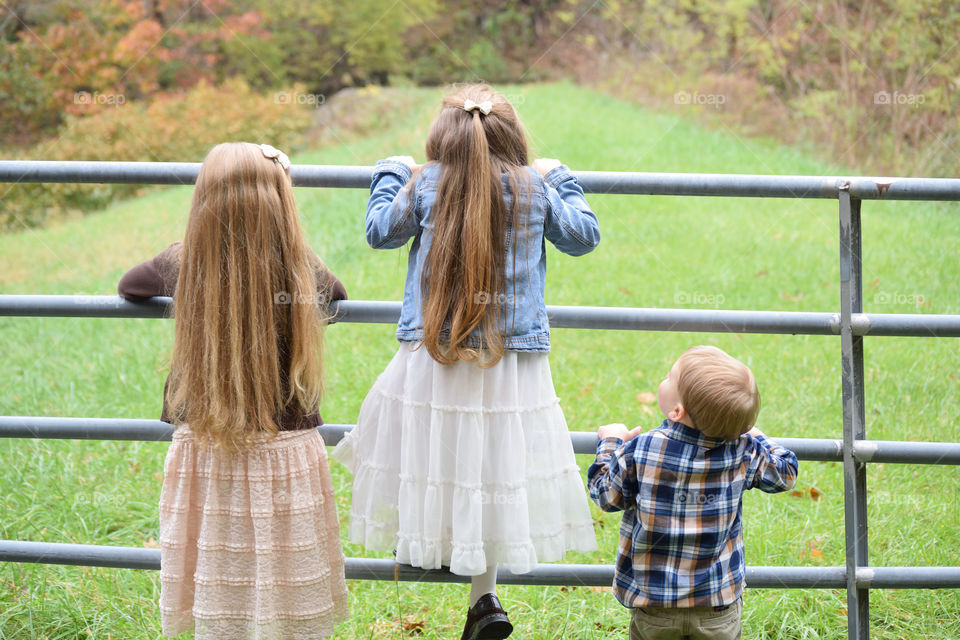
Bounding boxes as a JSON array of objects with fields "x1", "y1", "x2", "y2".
[
  {"x1": 0, "y1": 417, "x2": 175, "y2": 441},
  {"x1": 857, "y1": 313, "x2": 960, "y2": 337},
  {"x1": 0, "y1": 295, "x2": 171, "y2": 318},
  {"x1": 3, "y1": 540, "x2": 957, "y2": 588},
  {"x1": 4, "y1": 295, "x2": 960, "y2": 337},
  {"x1": 853, "y1": 440, "x2": 960, "y2": 465},
  {"x1": 3, "y1": 161, "x2": 960, "y2": 200},
  {"x1": 0, "y1": 540, "x2": 160, "y2": 570},
  {"x1": 0, "y1": 161, "x2": 371, "y2": 189},
  {"x1": 774, "y1": 437, "x2": 843, "y2": 462},
  {"x1": 353, "y1": 558, "x2": 614, "y2": 586},
  {"x1": 3, "y1": 417, "x2": 957, "y2": 465},
  {"x1": 546, "y1": 305, "x2": 840, "y2": 335},
  {"x1": 578, "y1": 172, "x2": 960, "y2": 201},
  {"x1": 856, "y1": 567, "x2": 960, "y2": 589},
  {"x1": 747, "y1": 566, "x2": 845, "y2": 589}
]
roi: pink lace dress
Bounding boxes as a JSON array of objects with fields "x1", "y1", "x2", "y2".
[{"x1": 159, "y1": 427, "x2": 348, "y2": 640}]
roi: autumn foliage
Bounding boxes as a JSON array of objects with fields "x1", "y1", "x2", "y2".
[
  {"x1": 1, "y1": 1, "x2": 957, "y2": 230},
  {"x1": 0, "y1": 78, "x2": 311, "y2": 230}
]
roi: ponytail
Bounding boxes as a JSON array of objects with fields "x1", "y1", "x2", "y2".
[{"x1": 421, "y1": 85, "x2": 529, "y2": 366}]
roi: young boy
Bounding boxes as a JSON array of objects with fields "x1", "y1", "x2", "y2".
[{"x1": 588, "y1": 345, "x2": 798, "y2": 640}]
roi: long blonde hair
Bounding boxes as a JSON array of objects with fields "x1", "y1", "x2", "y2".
[
  {"x1": 168, "y1": 142, "x2": 328, "y2": 451},
  {"x1": 419, "y1": 85, "x2": 532, "y2": 366}
]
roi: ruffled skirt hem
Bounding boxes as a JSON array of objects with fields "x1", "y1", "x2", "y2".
[{"x1": 332, "y1": 345, "x2": 597, "y2": 576}]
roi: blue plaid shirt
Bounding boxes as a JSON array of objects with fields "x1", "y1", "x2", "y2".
[{"x1": 588, "y1": 419, "x2": 798, "y2": 608}]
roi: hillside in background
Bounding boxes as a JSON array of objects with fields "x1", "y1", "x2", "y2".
[{"x1": 2, "y1": 1, "x2": 958, "y2": 231}]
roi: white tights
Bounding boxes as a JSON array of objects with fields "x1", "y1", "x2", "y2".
[{"x1": 469, "y1": 565, "x2": 498, "y2": 607}]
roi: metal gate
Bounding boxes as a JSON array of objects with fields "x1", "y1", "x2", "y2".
[{"x1": 2, "y1": 161, "x2": 959, "y2": 639}]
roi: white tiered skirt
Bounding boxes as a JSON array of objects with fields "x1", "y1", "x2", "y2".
[
  {"x1": 331, "y1": 344, "x2": 597, "y2": 576},
  {"x1": 159, "y1": 427, "x2": 348, "y2": 640}
]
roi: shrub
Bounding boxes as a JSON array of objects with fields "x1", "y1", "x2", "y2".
[{"x1": 1, "y1": 78, "x2": 313, "y2": 231}]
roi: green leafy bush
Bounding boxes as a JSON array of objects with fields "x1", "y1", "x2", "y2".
[{"x1": 1, "y1": 78, "x2": 313, "y2": 231}]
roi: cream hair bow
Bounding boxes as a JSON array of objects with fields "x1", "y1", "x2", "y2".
[
  {"x1": 260, "y1": 143, "x2": 291, "y2": 170},
  {"x1": 463, "y1": 99, "x2": 493, "y2": 115}
]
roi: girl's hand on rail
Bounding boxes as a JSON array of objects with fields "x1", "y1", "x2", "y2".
[
  {"x1": 532, "y1": 158, "x2": 562, "y2": 176},
  {"x1": 385, "y1": 156, "x2": 419, "y2": 170}
]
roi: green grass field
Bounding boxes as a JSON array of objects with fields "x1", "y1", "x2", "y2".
[{"x1": 1, "y1": 82, "x2": 958, "y2": 639}]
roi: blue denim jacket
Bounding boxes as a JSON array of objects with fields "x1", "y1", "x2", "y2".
[{"x1": 366, "y1": 159, "x2": 600, "y2": 352}]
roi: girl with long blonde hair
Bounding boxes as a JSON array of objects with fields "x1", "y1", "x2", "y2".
[
  {"x1": 333, "y1": 86, "x2": 601, "y2": 639},
  {"x1": 119, "y1": 142, "x2": 349, "y2": 639}
]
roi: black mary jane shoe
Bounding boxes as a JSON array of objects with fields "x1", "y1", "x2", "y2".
[{"x1": 460, "y1": 593, "x2": 514, "y2": 640}]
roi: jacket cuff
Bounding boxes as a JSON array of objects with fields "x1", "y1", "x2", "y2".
[
  {"x1": 372, "y1": 160, "x2": 413, "y2": 184},
  {"x1": 544, "y1": 164, "x2": 575, "y2": 189},
  {"x1": 596, "y1": 436, "x2": 623, "y2": 457}
]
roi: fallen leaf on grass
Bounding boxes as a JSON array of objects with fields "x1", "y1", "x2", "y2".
[
  {"x1": 636, "y1": 392, "x2": 656, "y2": 404},
  {"x1": 400, "y1": 618, "x2": 425, "y2": 635},
  {"x1": 369, "y1": 617, "x2": 425, "y2": 638},
  {"x1": 808, "y1": 535, "x2": 826, "y2": 561},
  {"x1": 780, "y1": 291, "x2": 804, "y2": 302}
]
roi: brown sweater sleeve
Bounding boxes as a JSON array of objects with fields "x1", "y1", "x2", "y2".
[
  {"x1": 118, "y1": 242, "x2": 181, "y2": 300},
  {"x1": 326, "y1": 271, "x2": 348, "y2": 303},
  {"x1": 308, "y1": 250, "x2": 347, "y2": 303}
]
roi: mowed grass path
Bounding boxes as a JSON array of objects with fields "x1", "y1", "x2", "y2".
[{"x1": 1, "y1": 82, "x2": 958, "y2": 639}]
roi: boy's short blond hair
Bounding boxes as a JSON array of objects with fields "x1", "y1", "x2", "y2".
[{"x1": 675, "y1": 345, "x2": 760, "y2": 440}]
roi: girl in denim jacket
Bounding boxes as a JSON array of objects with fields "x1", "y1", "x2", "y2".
[{"x1": 333, "y1": 85, "x2": 600, "y2": 640}]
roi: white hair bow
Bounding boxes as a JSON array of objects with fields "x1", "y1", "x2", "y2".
[
  {"x1": 463, "y1": 99, "x2": 493, "y2": 115},
  {"x1": 259, "y1": 143, "x2": 291, "y2": 170}
]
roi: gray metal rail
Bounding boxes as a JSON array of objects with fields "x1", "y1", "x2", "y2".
[
  {"x1": 4, "y1": 160, "x2": 960, "y2": 200},
  {"x1": 3, "y1": 295, "x2": 960, "y2": 337},
  {"x1": 3, "y1": 540, "x2": 959, "y2": 589},
  {"x1": 3, "y1": 417, "x2": 960, "y2": 465}
]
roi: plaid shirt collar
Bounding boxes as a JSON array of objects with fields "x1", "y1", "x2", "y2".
[{"x1": 659, "y1": 419, "x2": 727, "y2": 449}]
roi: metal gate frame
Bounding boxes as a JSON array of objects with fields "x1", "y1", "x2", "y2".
[{"x1": 2, "y1": 161, "x2": 960, "y2": 640}]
